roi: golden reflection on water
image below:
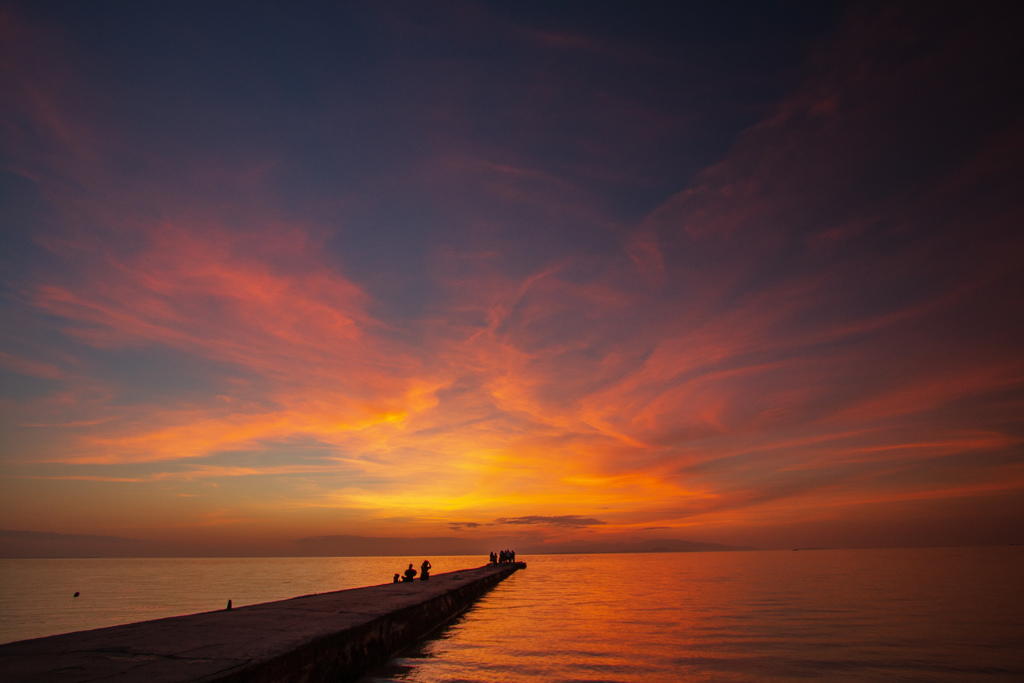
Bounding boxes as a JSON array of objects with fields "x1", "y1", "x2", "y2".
[{"x1": 366, "y1": 548, "x2": 1024, "y2": 682}]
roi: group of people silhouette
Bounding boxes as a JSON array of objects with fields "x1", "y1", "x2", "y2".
[
  {"x1": 391, "y1": 551, "x2": 518, "y2": 584},
  {"x1": 394, "y1": 559, "x2": 431, "y2": 583},
  {"x1": 490, "y1": 549, "x2": 516, "y2": 563}
]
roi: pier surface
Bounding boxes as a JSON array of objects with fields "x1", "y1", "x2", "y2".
[{"x1": 0, "y1": 562, "x2": 524, "y2": 683}]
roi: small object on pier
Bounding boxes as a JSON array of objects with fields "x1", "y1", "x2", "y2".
[
  {"x1": 73, "y1": 591, "x2": 79, "y2": 598},
  {"x1": 226, "y1": 599, "x2": 232, "y2": 611},
  {"x1": 393, "y1": 573, "x2": 400, "y2": 583}
]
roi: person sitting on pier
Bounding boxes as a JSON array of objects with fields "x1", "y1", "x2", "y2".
[
  {"x1": 402, "y1": 563, "x2": 417, "y2": 582},
  {"x1": 420, "y1": 559, "x2": 431, "y2": 580}
]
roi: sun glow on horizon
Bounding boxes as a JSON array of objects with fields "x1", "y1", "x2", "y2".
[{"x1": 1, "y1": 2, "x2": 1023, "y2": 554}]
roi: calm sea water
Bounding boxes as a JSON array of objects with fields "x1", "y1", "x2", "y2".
[
  {"x1": 361, "y1": 547, "x2": 1024, "y2": 682},
  {"x1": 0, "y1": 555, "x2": 486, "y2": 645},
  {"x1": 3, "y1": 548, "x2": 1022, "y2": 681}
]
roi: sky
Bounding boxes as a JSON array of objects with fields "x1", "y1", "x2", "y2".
[{"x1": 1, "y1": 1, "x2": 1023, "y2": 555}]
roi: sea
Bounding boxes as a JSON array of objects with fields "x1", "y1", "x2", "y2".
[{"x1": 2, "y1": 547, "x2": 1022, "y2": 681}]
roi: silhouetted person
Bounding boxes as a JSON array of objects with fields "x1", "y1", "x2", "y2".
[
  {"x1": 393, "y1": 573, "x2": 400, "y2": 584},
  {"x1": 403, "y1": 563, "x2": 417, "y2": 582},
  {"x1": 420, "y1": 559, "x2": 431, "y2": 580},
  {"x1": 489, "y1": 551, "x2": 496, "y2": 563}
]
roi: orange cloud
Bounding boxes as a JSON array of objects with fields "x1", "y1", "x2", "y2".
[{"x1": 2, "y1": 3, "x2": 1022, "y2": 550}]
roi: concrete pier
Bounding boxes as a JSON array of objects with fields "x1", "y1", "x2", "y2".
[{"x1": 0, "y1": 562, "x2": 524, "y2": 683}]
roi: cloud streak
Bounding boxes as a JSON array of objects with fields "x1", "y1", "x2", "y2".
[{"x1": 1, "y1": 3, "x2": 1022, "y2": 550}]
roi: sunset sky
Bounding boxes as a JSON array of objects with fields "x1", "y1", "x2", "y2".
[{"x1": 1, "y1": 1, "x2": 1022, "y2": 554}]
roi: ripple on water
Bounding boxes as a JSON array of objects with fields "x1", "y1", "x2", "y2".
[{"x1": 360, "y1": 547, "x2": 1024, "y2": 683}]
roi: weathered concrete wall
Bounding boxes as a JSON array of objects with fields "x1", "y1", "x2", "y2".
[{"x1": 0, "y1": 562, "x2": 524, "y2": 683}]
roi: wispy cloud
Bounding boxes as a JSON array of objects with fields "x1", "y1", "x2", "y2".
[
  {"x1": 494, "y1": 515, "x2": 607, "y2": 528},
  {"x1": 1, "y1": 3, "x2": 1021, "y2": 549}
]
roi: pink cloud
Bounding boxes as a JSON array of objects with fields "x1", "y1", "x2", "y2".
[{"x1": 1, "y1": 3, "x2": 1021, "y2": 547}]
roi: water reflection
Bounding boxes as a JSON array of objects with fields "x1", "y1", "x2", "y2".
[{"x1": 361, "y1": 548, "x2": 1024, "y2": 682}]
